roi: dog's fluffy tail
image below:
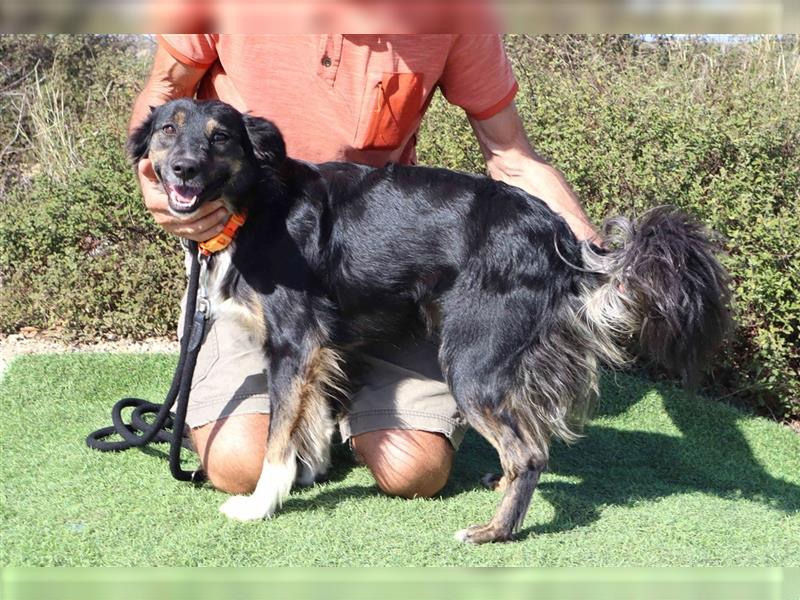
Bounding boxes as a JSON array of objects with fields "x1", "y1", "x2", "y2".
[{"x1": 577, "y1": 206, "x2": 732, "y2": 387}]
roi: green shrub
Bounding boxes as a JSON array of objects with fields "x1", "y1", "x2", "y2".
[
  {"x1": 0, "y1": 35, "x2": 152, "y2": 194},
  {"x1": 0, "y1": 116, "x2": 184, "y2": 337},
  {"x1": 0, "y1": 35, "x2": 184, "y2": 338}
]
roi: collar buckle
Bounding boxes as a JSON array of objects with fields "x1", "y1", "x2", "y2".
[{"x1": 196, "y1": 251, "x2": 210, "y2": 316}]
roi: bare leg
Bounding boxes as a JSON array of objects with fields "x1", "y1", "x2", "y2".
[{"x1": 352, "y1": 429, "x2": 453, "y2": 498}]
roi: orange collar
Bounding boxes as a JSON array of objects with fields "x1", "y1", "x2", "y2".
[{"x1": 199, "y1": 211, "x2": 247, "y2": 256}]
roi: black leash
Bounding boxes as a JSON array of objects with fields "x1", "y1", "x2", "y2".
[{"x1": 86, "y1": 240, "x2": 208, "y2": 483}]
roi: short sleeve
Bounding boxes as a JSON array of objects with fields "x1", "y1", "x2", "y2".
[
  {"x1": 158, "y1": 35, "x2": 219, "y2": 68},
  {"x1": 438, "y1": 35, "x2": 518, "y2": 121}
]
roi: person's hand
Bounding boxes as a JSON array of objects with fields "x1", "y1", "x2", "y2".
[{"x1": 137, "y1": 158, "x2": 229, "y2": 242}]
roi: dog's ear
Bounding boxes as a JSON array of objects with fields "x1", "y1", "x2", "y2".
[
  {"x1": 243, "y1": 114, "x2": 286, "y2": 167},
  {"x1": 127, "y1": 106, "x2": 157, "y2": 166}
]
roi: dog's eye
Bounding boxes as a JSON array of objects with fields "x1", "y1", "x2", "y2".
[
  {"x1": 162, "y1": 124, "x2": 176, "y2": 135},
  {"x1": 211, "y1": 132, "x2": 230, "y2": 144}
]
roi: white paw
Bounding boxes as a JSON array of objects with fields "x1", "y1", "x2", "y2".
[
  {"x1": 219, "y1": 495, "x2": 273, "y2": 522},
  {"x1": 454, "y1": 529, "x2": 470, "y2": 543}
]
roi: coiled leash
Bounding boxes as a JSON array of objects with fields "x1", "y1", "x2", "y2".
[{"x1": 85, "y1": 240, "x2": 210, "y2": 483}]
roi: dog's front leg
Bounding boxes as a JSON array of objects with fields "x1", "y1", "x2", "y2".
[
  {"x1": 218, "y1": 306, "x2": 331, "y2": 521},
  {"x1": 218, "y1": 346, "x2": 302, "y2": 521}
]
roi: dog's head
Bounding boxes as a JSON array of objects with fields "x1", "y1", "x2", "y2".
[{"x1": 128, "y1": 98, "x2": 286, "y2": 215}]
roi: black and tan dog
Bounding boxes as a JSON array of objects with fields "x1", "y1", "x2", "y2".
[{"x1": 129, "y1": 98, "x2": 731, "y2": 544}]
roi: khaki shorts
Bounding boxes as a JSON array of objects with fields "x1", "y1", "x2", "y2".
[{"x1": 180, "y1": 314, "x2": 468, "y2": 450}]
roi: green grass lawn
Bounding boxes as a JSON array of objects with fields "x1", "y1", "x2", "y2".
[{"x1": 1, "y1": 353, "x2": 798, "y2": 567}]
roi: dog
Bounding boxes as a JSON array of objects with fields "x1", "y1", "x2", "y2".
[{"x1": 128, "y1": 98, "x2": 731, "y2": 544}]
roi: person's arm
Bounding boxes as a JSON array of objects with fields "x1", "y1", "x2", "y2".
[
  {"x1": 469, "y1": 102, "x2": 599, "y2": 243},
  {"x1": 130, "y1": 45, "x2": 229, "y2": 242}
]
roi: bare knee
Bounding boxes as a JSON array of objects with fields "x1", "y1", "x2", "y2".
[
  {"x1": 190, "y1": 413, "x2": 270, "y2": 495},
  {"x1": 351, "y1": 429, "x2": 453, "y2": 498}
]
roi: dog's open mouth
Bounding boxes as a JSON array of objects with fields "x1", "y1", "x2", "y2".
[{"x1": 166, "y1": 184, "x2": 204, "y2": 213}]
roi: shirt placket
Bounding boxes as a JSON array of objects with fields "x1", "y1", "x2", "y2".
[{"x1": 317, "y1": 34, "x2": 343, "y2": 87}]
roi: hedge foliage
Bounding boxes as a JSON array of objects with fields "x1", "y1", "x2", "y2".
[
  {"x1": 0, "y1": 35, "x2": 185, "y2": 337},
  {"x1": 1, "y1": 35, "x2": 798, "y2": 418}
]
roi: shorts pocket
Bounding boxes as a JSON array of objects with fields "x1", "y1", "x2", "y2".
[{"x1": 359, "y1": 72, "x2": 424, "y2": 151}]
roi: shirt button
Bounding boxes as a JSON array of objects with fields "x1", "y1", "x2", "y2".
[{"x1": 321, "y1": 55, "x2": 332, "y2": 67}]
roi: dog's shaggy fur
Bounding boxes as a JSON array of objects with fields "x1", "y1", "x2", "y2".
[{"x1": 129, "y1": 99, "x2": 731, "y2": 543}]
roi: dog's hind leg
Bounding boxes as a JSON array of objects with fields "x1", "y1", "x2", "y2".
[
  {"x1": 439, "y1": 288, "x2": 591, "y2": 543},
  {"x1": 453, "y1": 398, "x2": 548, "y2": 544},
  {"x1": 440, "y1": 340, "x2": 551, "y2": 543},
  {"x1": 446, "y1": 328, "x2": 598, "y2": 543}
]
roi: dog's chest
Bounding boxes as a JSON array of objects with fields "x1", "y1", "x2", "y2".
[{"x1": 202, "y1": 250, "x2": 267, "y2": 342}]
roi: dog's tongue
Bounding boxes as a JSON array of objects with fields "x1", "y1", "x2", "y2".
[{"x1": 169, "y1": 185, "x2": 201, "y2": 207}]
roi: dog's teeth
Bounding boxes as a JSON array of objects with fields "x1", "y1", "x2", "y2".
[{"x1": 169, "y1": 188, "x2": 197, "y2": 206}]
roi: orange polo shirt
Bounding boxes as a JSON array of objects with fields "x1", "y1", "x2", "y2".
[{"x1": 158, "y1": 34, "x2": 518, "y2": 166}]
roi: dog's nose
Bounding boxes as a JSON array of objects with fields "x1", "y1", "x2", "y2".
[{"x1": 171, "y1": 158, "x2": 199, "y2": 181}]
